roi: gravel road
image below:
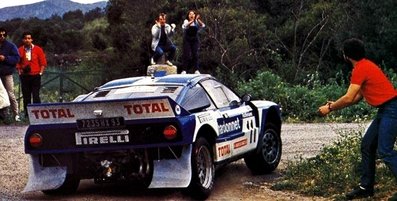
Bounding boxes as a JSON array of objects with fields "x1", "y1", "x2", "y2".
[{"x1": 0, "y1": 123, "x2": 366, "y2": 200}]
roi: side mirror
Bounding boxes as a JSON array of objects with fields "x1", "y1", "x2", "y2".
[
  {"x1": 242, "y1": 94, "x2": 252, "y2": 102},
  {"x1": 229, "y1": 100, "x2": 239, "y2": 107}
]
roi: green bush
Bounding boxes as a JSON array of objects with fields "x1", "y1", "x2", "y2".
[{"x1": 237, "y1": 70, "x2": 376, "y2": 122}]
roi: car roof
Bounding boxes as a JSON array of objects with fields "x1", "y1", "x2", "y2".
[{"x1": 98, "y1": 74, "x2": 213, "y2": 90}]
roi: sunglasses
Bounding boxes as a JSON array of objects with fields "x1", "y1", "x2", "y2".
[{"x1": 0, "y1": 33, "x2": 6, "y2": 37}]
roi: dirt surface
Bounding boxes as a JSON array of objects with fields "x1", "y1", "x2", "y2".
[{"x1": 0, "y1": 123, "x2": 365, "y2": 200}]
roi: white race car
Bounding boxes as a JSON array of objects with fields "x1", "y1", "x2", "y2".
[{"x1": 23, "y1": 74, "x2": 282, "y2": 199}]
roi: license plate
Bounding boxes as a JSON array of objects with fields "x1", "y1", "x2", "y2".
[{"x1": 76, "y1": 117, "x2": 124, "y2": 130}]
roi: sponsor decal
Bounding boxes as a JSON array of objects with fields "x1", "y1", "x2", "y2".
[
  {"x1": 218, "y1": 144, "x2": 231, "y2": 157},
  {"x1": 28, "y1": 98, "x2": 175, "y2": 125},
  {"x1": 75, "y1": 130, "x2": 129, "y2": 145},
  {"x1": 31, "y1": 108, "x2": 75, "y2": 119},
  {"x1": 124, "y1": 102, "x2": 170, "y2": 115},
  {"x1": 234, "y1": 139, "x2": 248, "y2": 149},
  {"x1": 198, "y1": 113, "x2": 213, "y2": 123},
  {"x1": 242, "y1": 111, "x2": 253, "y2": 118},
  {"x1": 218, "y1": 117, "x2": 241, "y2": 135}
]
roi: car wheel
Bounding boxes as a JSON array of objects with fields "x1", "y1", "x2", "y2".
[
  {"x1": 42, "y1": 174, "x2": 80, "y2": 195},
  {"x1": 244, "y1": 123, "x2": 282, "y2": 174},
  {"x1": 187, "y1": 137, "x2": 215, "y2": 199}
]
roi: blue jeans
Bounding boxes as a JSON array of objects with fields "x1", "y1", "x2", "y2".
[
  {"x1": 360, "y1": 98, "x2": 397, "y2": 189},
  {"x1": 153, "y1": 44, "x2": 176, "y2": 62}
]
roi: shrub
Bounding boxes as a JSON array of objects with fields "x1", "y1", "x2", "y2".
[{"x1": 237, "y1": 70, "x2": 376, "y2": 122}]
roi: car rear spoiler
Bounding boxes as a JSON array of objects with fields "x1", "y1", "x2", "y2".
[{"x1": 27, "y1": 96, "x2": 190, "y2": 125}]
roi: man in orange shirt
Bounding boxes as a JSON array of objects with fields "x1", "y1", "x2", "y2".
[
  {"x1": 318, "y1": 38, "x2": 397, "y2": 199},
  {"x1": 17, "y1": 32, "x2": 47, "y2": 117}
]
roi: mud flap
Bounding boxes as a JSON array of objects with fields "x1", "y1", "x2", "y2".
[
  {"x1": 149, "y1": 145, "x2": 192, "y2": 188},
  {"x1": 23, "y1": 155, "x2": 67, "y2": 192}
]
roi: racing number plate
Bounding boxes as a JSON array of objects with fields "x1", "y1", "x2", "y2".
[{"x1": 76, "y1": 117, "x2": 125, "y2": 130}]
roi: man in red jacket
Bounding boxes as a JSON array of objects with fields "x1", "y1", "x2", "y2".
[
  {"x1": 319, "y1": 38, "x2": 397, "y2": 200},
  {"x1": 17, "y1": 32, "x2": 47, "y2": 117}
]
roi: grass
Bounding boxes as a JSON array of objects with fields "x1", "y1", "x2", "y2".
[{"x1": 272, "y1": 128, "x2": 397, "y2": 200}]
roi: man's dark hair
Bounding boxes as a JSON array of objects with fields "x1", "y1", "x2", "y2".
[
  {"x1": 343, "y1": 38, "x2": 366, "y2": 60},
  {"x1": 22, "y1": 31, "x2": 33, "y2": 39},
  {"x1": 0, "y1": 27, "x2": 7, "y2": 36}
]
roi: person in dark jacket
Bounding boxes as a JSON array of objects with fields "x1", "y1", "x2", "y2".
[{"x1": 0, "y1": 27, "x2": 20, "y2": 122}]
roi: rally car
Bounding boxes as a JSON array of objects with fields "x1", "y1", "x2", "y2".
[{"x1": 23, "y1": 74, "x2": 282, "y2": 199}]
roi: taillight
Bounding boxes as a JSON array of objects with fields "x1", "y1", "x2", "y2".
[
  {"x1": 163, "y1": 125, "x2": 177, "y2": 140},
  {"x1": 29, "y1": 133, "x2": 43, "y2": 148}
]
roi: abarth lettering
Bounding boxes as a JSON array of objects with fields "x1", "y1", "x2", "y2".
[
  {"x1": 198, "y1": 113, "x2": 213, "y2": 123},
  {"x1": 124, "y1": 103, "x2": 170, "y2": 115},
  {"x1": 31, "y1": 109, "x2": 75, "y2": 119}
]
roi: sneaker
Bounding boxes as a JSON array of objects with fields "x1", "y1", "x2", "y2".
[
  {"x1": 346, "y1": 186, "x2": 374, "y2": 200},
  {"x1": 166, "y1": 60, "x2": 173, "y2": 66},
  {"x1": 15, "y1": 115, "x2": 21, "y2": 122},
  {"x1": 194, "y1": 70, "x2": 200, "y2": 74},
  {"x1": 150, "y1": 58, "x2": 156, "y2": 65},
  {"x1": 181, "y1": 71, "x2": 187, "y2": 74}
]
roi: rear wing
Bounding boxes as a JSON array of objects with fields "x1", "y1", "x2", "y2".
[{"x1": 28, "y1": 97, "x2": 190, "y2": 125}]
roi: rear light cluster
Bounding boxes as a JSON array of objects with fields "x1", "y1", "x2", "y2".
[
  {"x1": 29, "y1": 133, "x2": 43, "y2": 148},
  {"x1": 163, "y1": 125, "x2": 178, "y2": 140}
]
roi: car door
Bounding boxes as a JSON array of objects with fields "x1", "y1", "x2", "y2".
[{"x1": 200, "y1": 79, "x2": 258, "y2": 161}]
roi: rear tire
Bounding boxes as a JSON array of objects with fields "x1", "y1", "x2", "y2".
[
  {"x1": 244, "y1": 123, "x2": 281, "y2": 174},
  {"x1": 187, "y1": 137, "x2": 215, "y2": 200},
  {"x1": 42, "y1": 174, "x2": 80, "y2": 195}
]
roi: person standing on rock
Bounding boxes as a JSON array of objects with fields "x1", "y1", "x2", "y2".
[
  {"x1": 181, "y1": 10, "x2": 205, "y2": 74},
  {"x1": 318, "y1": 38, "x2": 397, "y2": 200},
  {"x1": 150, "y1": 13, "x2": 176, "y2": 66}
]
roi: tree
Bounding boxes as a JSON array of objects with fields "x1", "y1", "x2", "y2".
[
  {"x1": 264, "y1": 0, "x2": 341, "y2": 83},
  {"x1": 106, "y1": 0, "x2": 173, "y2": 78}
]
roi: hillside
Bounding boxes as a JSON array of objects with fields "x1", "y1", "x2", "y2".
[{"x1": 0, "y1": 0, "x2": 107, "y2": 21}]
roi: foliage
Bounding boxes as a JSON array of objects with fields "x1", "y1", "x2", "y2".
[
  {"x1": 272, "y1": 128, "x2": 397, "y2": 200},
  {"x1": 1, "y1": 0, "x2": 396, "y2": 85},
  {"x1": 237, "y1": 70, "x2": 376, "y2": 122},
  {"x1": 1, "y1": 0, "x2": 396, "y2": 121}
]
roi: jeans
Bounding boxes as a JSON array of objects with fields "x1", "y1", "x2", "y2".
[
  {"x1": 153, "y1": 44, "x2": 176, "y2": 62},
  {"x1": 0, "y1": 75, "x2": 19, "y2": 116},
  {"x1": 20, "y1": 74, "x2": 41, "y2": 116},
  {"x1": 360, "y1": 98, "x2": 397, "y2": 189},
  {"x1": 182, "y1": 39, "x2": 200, "y2": 72}
]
